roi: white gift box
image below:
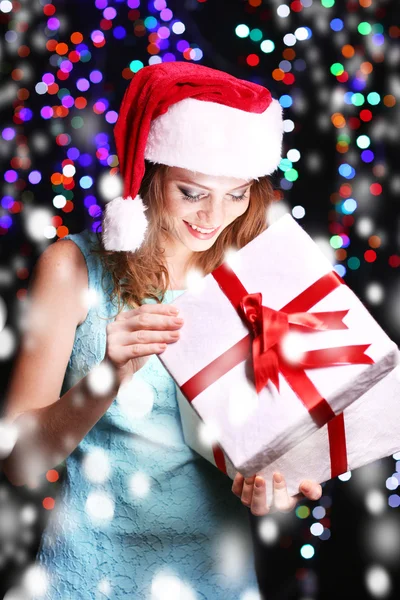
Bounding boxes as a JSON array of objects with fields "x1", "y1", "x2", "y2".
[
  {"x1": 159, "y1": 214, "x2": 399, "y2": 476},
  {"x1": 175, "y1": 361, "x2": 400, "y2": 498}
]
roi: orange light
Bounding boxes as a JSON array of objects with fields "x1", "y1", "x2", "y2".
[
  {"x1": 46, "y1": 469, "x2": 59, "y2": 483},
  {"x1": 51, "y1": 173, "x2": 63, "y2": 185},
  {"x1": 360, "y1": 61, "x2": 373, "y2": 75},
  {"x1": 272, "y1": 68, "x2": 285, "y2": 81},
  {"x1": 368, "y1": 235, "x2": 381, "y2": 249},
  {"x1": 71, "y1": 32, "x2": 84, "y2": 44},
  {"x1": 341, "y1": 44, "x2": 355, "y2": 58},
  {"x1": 57, "y1": 226, "x2": 69, "y2": 238},
  {"x1": 384, "y1": 95, "x2": 396, "y2": 107},
  {"x1": 56, "y1": 43, "x2": 69, "y2": 56},
  {"x1": 331, "y1": 113, "x2": 346, "y2": 128},
  {"x1": 43, "y1": 497, "x2": 55, "y2": 510}
]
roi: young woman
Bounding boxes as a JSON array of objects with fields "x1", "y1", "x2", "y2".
[{"x1": 2, "y1": 63, "x2": 322, "y2": 599}]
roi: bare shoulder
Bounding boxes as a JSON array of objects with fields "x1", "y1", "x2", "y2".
[{"x1": 37, "y1": 237, "x2": 89, "y2": 325}]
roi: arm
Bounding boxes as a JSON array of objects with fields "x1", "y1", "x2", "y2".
[{"x1": 1, "y1": 239, "x2": 119, "y2": 487}]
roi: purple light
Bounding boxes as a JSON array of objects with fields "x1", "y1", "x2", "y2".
[
  {"x1": 42, "y1": 73, "x2": 55, "y2": 85},
  {"x1": 105, "y1": 111, "x2": 118, "y2": 124},
  {"x1": 95, "y1": 0, "x2": 108, "y2": 8},
  {"x1": 2, "y1": 128, "x2": 16, "y2": 141},
  {"x1": 160, "y1": 8, "x2": 173, "y2": 21},
  {"x1": 79, "y1": 153, "x2": 93, "y2": 167},
  {"x1": 91, "y1": 30, "x2": 105, "y2": 44},
  {"x1": 76, "y1": 43, "x2": 89, "y2": 53},
  {"x1": 92, "y1": 221, "x2": 102, "y2": 233},
  {"x1": 1, "y1": 196, "x2": 14, "y2": 209},
  {"x1": 154, "y1": 0, "x2": 166, "y2": 9},
  {"x1": 158, "y1": 26, "x2": 170, "y2": 39},
  {"x1": 127, "y1": 0, "x2": 140, "y2": 7},
  {"x1": 0, "y1": 215, "x2": 12, "y2": 229},
  {"x1": 94, "y1": 101, "x2": 107, "y2": 113},
  {"x1": 103, "y1": 7, "x2": 117, "y2": 19},
  {"x1": 352, "y1": 78, "x2": 367, "y2": 91},
  {"x1": 158, "y1": 38, "x2": 169, "y2": 50},
  {"x1": 95, "y1": 132, "x2": 109, "y2": 145},
  {"x1": 67, "y1": 147, "x2": 80, "y2": 160},
  {"x1": 60, "y1": 60, "x2": 73, "y2": 73},
  {"x1": 96, "y1": 98, "x2": 109, "y2": 111},
  {"x1": 113, "y1": 26, "x2": 126, "y2": 39},
  {"x1": 28, "y1": 170, "x2": 42, "y2": 184},
  {"x1": 89, "y1": 204, "x2": 102, "y2": 218},
  {"x1": 97, "y1": 148, "x2": 109, "y2": 160},
  {"x1": 361, "y1": 150, "x2": 374, "y2": 163},
  {"x1": 47, "y1": 17, "x2": 60, "y2": 30},
  {"x1": 84, "y1": 195, "x2": 97, "y2": 208},
  {"x1": 176, "y1": 40, "x2": 189, "y2": 52},
  {"x1": 19, "y1": 108, "x2": 33, "y2": 123},
  {"x1": 61, "y1": 95, "x2": 75, "y2": 108},
  {"x1": 162, "y1": 53, "x2": 176, "y2": 63},
  {"x1": 90, "y1": 70, "x2": 103, "y2": 84},
  {"x1": 5, "y1": 170, "x2": 18, "y2": 183},
  {"x1": 40, "y1": 106, "x2": 53, "y2": 119},
  {"x1": 389, "y1": 494, "x2": 400, "y2": 508},
  {"x1": 77, "y1": 78, "x2": 90, "y2": 92}
]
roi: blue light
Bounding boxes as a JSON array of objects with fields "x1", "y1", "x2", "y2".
[
  {"x1": 279, "y1": 94, "x2": 293, "y2": 108},
  {"x1": 372, "y1": 33, "x2": 385, "y2": 46},
  {"x1": 113, "y1": 26, "x2": 126, "y2": 39},
  {"x1": 330, "y1": 18, "x2": 343, "y2": 32},
  {"x1": 338, "y1": 164, "x2": 355, "y2": 179},
  {"x1": 334, "y1": 264, "x2": 346, "y2": 278},
  {"x1": 343, "y1": 92, "x2": 353, "y2": 104},
  {"x1": 352, "y1": 78, "x2": 367, "y2": 91},
  {"x1": 80, "y1": 176, "x2": 93, "y2": 189},
  {"x1": 342, "y1": 198, "x2": 357, "y2": 214}
]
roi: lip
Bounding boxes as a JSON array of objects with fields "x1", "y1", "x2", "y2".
[{"x1": 183, "y1": 220, "x2": 221, "y2": 240}]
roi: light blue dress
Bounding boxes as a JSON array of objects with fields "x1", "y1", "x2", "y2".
[{"x1": 34, "y1": 229, "x2": 260, "y2": 600}]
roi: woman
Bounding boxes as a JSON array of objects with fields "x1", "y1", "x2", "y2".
[{"x1": 2, "y1": 63, "x2": 322, "y2": 599}]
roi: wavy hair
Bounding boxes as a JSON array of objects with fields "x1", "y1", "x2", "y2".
[{"x1": 92, "y1": 160, "x2": 276, "y2": 318}]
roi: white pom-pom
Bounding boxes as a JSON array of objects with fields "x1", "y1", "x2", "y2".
[{"x1": 102, "y1": 195, "x2": 149, "y2": 251}]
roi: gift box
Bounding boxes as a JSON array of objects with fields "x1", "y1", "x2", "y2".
[
  {"x1": 159, "y1": 213, "x2": 399, "y2": 476},
  {"x1": 175, "y1": 360, "x2": 400, "y2": 498}
]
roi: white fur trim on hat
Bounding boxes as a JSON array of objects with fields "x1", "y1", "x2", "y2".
[
  {"x1": 144, "y1": 97, "x2": 284, "y2": 180},
  {"x1": 102, "y1": 195, "x2": 149, "y2": 251}
]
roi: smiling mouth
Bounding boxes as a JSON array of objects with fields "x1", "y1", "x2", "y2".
[{"x1": 184, "y1": 221, "x2": 219, "y2": 233}]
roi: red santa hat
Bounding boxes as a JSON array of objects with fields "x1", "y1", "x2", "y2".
[{"x1": 102, "y1": 61, "x2": 284, "y2": 252}]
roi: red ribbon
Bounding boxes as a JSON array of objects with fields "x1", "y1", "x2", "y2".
[{"x1": 182, "y1": 265, "x2": 372, "y2": 476}]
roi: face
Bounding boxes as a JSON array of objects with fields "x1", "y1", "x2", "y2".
[{"x1": 161, "y1": 167, "x2": 253, "y2": 257}]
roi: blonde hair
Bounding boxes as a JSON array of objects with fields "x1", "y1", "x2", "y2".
[{"x1": 93, "y1": 160, "x2": 276, "y2": 317}]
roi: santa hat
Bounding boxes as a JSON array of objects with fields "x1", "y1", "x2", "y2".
[{"x1": 102, "y1": 61, "x2": 284, "y2": 252}]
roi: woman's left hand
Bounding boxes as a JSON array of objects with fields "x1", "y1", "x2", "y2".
[{"x1": 232, "y1": 472, "x2": 322, "y2": 515}]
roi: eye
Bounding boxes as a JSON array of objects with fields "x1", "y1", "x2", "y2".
[{"x1": 178, "y1": 187, "x2": 249, "y2": 203}]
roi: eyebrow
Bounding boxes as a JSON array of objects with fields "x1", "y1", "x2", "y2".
[{"x1": 175, "y1": 179, "x2": 252, "y2": 192}]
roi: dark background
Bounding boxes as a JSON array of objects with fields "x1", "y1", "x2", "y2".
[{"x1": 0, "y1": 0, "x2": 399, "y2": 598}]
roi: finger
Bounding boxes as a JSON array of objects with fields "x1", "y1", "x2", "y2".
[
  {"x1": 117, "y1": 328, "x2": 181, "y2": 347},
  {"x1": 231, "y1": 473, "x2": 245, "y2": 498},
  {"x1": 250, "y1": 476, "x2": 270, "y2": 516},
  {"x1": 117, "y1": 303, "x2": 181, "y2": 320},
  {"x1": 299, "y1": 480, "x2": 323, "y2": 501},
  {"x1": 272, "y1": 472, "x2": 297, "y2": 513},
  {"x1": 241, "y1": 475, "x2": 256, "y2": 507}
]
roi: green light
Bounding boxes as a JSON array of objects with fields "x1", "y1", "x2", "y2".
[
  {"x1": 250, "y1": 28, "x2": 263, "y2": 42},
  {"x1": 321, "y1": 0, "x2": 335, "y2": 6},
  {"x1": 285, "y1": 168, "x2": 298, "y2": 182},
  {"x1": 235, "y1": 24, "x2": 250, "y2": 38},
  {"x1": 330, "y1": 235, "x2": 343, "y2": 249},
  {"x1": 58, "y1": 88, "x2": 70, "y2": 99},
  {"x1": 356, "y1": 135, "x2": 370, "y2": 149},
  {"x1": 337, "y1": 133, "x2": 351, "y2": 143},
  {"x1": 358, "y1": 22, "x2": 372, "y2": 35},
  {"x1": 130, "y1": 60, "x2": 144, "y2": 73},
  {"x1": 260, "y1": 39, "x2": 275, "y2": 53},
  {"x1": 352, "y1": 93, "x2": 365, "y2": 106},
  {"x1": 296, "y1": 506, "x2": 310, "y2": 519},
  {"x1": 348, "y1": 257, "x2": 361, "y2": 270},
  {"x1": 144, "y1": 16, "x2": 157, "y2": 29},
  {"x1": 71, "y1": 116, "x2": 84, "y2": 129},
  {"x1": 367, "y1": 92, "x2": 381, "y2": 105},
  {"x1": 80, "y1": 50, "x2": 92, "y2": 63},
  {"x1": 372, "y1": 23, "x2": 384, "y2": 34},
  {"x1": 330, "y1": 63, "x2": 344, "y2": 76},
  {"x1": 279, "y1": 158, "x2": 292, "y2": 172}
]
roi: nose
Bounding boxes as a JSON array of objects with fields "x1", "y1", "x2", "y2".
[{"x1": 196, "y1": 197, "x2": 225, "y2": 227}]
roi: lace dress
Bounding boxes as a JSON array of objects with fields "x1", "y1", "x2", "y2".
[{"x1": 33, "y1": 229, "x2": 260, "y2": 600}]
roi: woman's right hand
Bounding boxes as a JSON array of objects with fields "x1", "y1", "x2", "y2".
[{"x1": 105, "y1": 303, "x2": 184, "y2": 387}]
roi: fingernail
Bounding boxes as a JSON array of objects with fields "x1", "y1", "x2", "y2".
[
  {"x1": 302, "y1": 484, "x2": 310, "y2": 493},
  {"x1": 255, "y1": 477, "x2": 264, "y2": 488},
  {"x1": 274, "y1": 473, "x2": 283, "y2": 484},
  {"x1": 169, "y1": 307, "x2": 179, "y2": 315}
]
